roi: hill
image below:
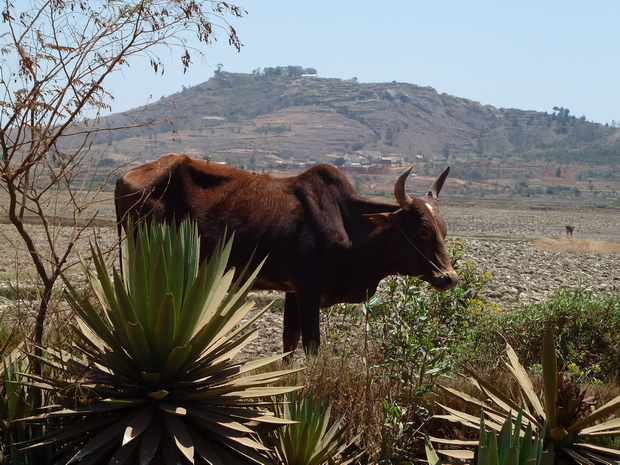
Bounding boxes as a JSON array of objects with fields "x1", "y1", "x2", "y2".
[{"x1": 89, "y1": 72, "x2": 620, "y2": 203}]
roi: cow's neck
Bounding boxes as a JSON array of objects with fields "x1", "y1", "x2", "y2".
[
  {"x1": 318, "y1": 196, "x2": 413, "y2": 306},
  {"x1": 344, "y1": 196, "x2": 404, "y2": 278}
]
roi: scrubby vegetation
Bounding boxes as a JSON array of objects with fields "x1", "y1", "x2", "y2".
[
  {"x1": 2, "y1": 232, "x2": 620, "y2": 463},
  {"x1": 1, "y1": 229, "x2": 620, "y2": 463},
  {"x1": 269, "y1": 242, "x2": 620, "y2": 463}
]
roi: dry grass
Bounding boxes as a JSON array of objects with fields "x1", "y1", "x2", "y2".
[
  {"x1": 260, "y1": 319, "x2": 436, "y2": 463},
  {"x1": 533, "y1": 236, "x2": 620, "y2": 254}
]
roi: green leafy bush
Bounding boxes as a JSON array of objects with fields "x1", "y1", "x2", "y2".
[
  {"x1": 461, "y1": 284, "x2": 620, "y2": 378},
  {"x1": 309, "y1": 240, "x2": 493, "y2": 462},
  {"x1": 362, "y1": 241, "x2": 495, "y2": 386}
]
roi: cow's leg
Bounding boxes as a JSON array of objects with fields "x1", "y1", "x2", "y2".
[
  {"x1": 297, "y1": 293, "x2": 321, "y2": 355},
  {"x1": 283, "y1": 293, "x2": 301, "y2": 354}
]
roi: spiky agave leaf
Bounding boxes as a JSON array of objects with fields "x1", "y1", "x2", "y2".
[
  {"x1": 432, "y1": 325, "x2": 620, "y2": 463},
  {"x1": 261, "y1": 392, "x2": 360, "y2": 465},
  {"x1": 18, "y1": 219, "x2": 301, "y2": 464},
  {"x1": 424, "y1": 434, "x2": 444, "y2": 465}
]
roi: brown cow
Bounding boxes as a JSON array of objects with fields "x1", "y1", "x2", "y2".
[
  {"x1": 115, "y1": 154, "x2": 458, "y2": 354},
  {"x1": 565, "y1": 225, "x2": 575, "y2": 237}
]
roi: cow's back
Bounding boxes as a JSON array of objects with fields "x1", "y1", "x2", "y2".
[{"x1": 115, "y1": 154, "x2": 350, "y2": 288}]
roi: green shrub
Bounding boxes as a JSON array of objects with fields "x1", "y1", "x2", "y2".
[
  {"x1": 0, "y1": 288, "x2": 40, "y2": 302},
  {"x1": 461, "y1": 284, "x2": 620, "y2": 379},
  {"x1": 309, "y1": 240, "x2": 493, "y2": 462}
]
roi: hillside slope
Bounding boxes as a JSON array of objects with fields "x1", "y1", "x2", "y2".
[
  {"x1": 92, "y1": 73, "x2": 618, "y2": 164},
  {"x1": 87, "y1": 73, "x2": 620, "y2": 202}
]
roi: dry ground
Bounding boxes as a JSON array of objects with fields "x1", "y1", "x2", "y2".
[
  {"x1": 0, "y1": 199, "x2": 618, "y2": 358},
  {"x1": 247, "y1": 204, "x2": 620, "y2": 358},
  {"x1": 443, "y1": 204, "x2": 619, "y2": 309}
]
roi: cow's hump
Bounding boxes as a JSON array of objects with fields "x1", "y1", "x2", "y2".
[{"x1": 120, "y1": 153, "x2": 190, "y2": 191}]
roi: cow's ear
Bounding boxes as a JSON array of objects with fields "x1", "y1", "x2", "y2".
[{"x1": 363, "y1": 212, "x2": 402, "y2": 227}]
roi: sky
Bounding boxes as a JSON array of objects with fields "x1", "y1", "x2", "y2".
[{"x1": 106, "y1": 0, "x2": 620, "y2": 125}]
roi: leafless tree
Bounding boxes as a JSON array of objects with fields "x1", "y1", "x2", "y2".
[{"x1": 0, "y1": 0, "x2": 245, "y2": 382}]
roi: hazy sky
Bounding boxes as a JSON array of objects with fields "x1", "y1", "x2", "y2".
[{"x1": 106, "y1": 0, "x2": 620, "y2": 125}]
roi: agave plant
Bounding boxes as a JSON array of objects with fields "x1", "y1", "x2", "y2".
[
  {"x1": 425, "y1": 410, "x2": 550, "y2": 465},
  {"x1": 18, "y1": 219, "x2": 300, "y2": 464},
  {"x1": 261, "y1": 392, "x2": 360, "y2": 465},
  {"x1": 432, "y1": 325, "x2": 620, "y2": 464},
  {"x1": 1, "y1": 344, "x2": 54, "y2": 465}
]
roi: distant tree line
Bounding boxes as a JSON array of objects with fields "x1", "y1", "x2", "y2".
[
  {"x1": 449, "y1": 165, "x2": 502, "y2": 182},
  {"x1": 512, "y1": 182, "x2": 582, "y2": 198},
  {"x1": 254, "y1": 66, "x2": 318, "y2": 77},
  {"x1": 500, "y1": 107, "x2": 609, "y2": 153},
  {"x1": 540, "y1": 145, "x2": 620, "y2": 165}
]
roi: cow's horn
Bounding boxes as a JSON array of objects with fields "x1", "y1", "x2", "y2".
[
  {"x1": 394, "y1": 166, "x2": 413, "y2": 210},
  {"x1": 426, "y1": 166, "x2": 450, "y2": 198}
]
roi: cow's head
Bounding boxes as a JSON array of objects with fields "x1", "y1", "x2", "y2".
[{"x1": 364, "y1": 167, "x2": 458, "y2": 291}]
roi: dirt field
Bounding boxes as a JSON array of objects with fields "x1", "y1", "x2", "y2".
[
  {"x1": 443, "y1": 204, "x2": 619, "y2": 309},
  {"x1": 242, "y1": 203, "x2": 620, "y2": 358},
  {"x1": 1, "y1": 199, "x2": 618, "y2": 357}
]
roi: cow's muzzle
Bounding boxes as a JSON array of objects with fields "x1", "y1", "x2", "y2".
[{"x1": 430, "y1": 269, "x2": 458, "y2": 291}]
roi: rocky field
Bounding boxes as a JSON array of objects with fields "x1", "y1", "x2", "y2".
[
  {"x1": 245, "y1": 204, "x2": 620, "y2": 358},
  {"x1": 444, "y1": 204, "x2": 619, "y2": 308},
  {"x1": 1, "y1": 201, "x2": 618, "y2": 358}
]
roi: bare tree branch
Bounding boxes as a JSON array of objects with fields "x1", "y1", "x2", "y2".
[{"x1": 0, "y1": 0, "x2": 245, "y2": 409}]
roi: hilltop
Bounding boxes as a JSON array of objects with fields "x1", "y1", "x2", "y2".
[{"x1": 89, "y1": 72, "x2": 620, "y2": 203}]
